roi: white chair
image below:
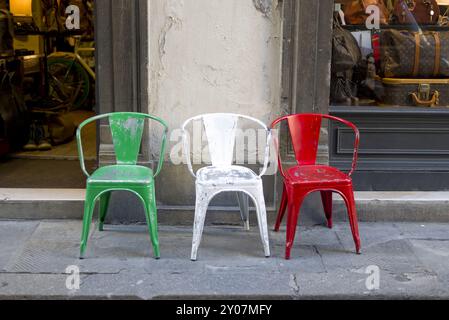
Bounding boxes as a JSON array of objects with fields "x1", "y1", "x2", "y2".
[{"x1": 182, "y1": 113, "x2": 272, "y2": 261}]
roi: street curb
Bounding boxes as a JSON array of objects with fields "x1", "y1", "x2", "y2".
[{"x1": 1, "y1": 189, "x2": 449, "y2": 222}]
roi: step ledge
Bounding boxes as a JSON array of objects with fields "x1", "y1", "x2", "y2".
[
  {"x1": 0, "y1": 189, "x2": 85, "y2": 202},
  {"x1": 1, "y1": 189, "x2": 448, "y2": 203}
]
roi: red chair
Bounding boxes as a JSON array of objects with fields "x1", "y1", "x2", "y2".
[{"x1": 271, "y1": 114, "x2": 361, "y2": 260}]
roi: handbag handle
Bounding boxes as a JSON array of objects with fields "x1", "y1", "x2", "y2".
[{"x1": 410, "y1": 91, "x2": 440, "y2": 107}]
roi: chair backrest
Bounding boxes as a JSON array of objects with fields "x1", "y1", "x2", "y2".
[
  {"x1": 182, "y1": 113, "x2": 271, "y2": 177},
  {"x1": 109, "y1": 113, "x2": 146, "y2": 165},
  {"x1": 277, "y1": 114, "x2": 323, "y2": 166},
  {"x1": 271, "y1": 113, "x2": 360, "y2": 176},
  {"x1": 203, "y1": 114, "x2": 238, "y2": 167},
  {"x1": 77, "y1": 112, "x2": 168, "y2": 177}
]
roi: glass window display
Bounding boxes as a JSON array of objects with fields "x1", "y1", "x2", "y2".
[{"x1": 331, "y1": 0, "x2": 449, "y2": 108}]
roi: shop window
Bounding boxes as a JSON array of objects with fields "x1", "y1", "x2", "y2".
[
  {"x1": 331, "y1": 0, "x2": 449, "y2": 109},
  {"x1": 1, "y1": 0, "x2": 96, "y2": 188}
]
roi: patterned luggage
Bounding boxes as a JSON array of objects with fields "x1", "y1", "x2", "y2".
[
  {"x1": 382, "y1": 78, "x2": 449, "y2": 107},
  {"x1": 381, "y1": 29, "x2": 449, "y2": 78}
]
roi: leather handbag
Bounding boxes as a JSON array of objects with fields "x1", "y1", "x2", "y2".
[
  {"x1": 381, "y1": 29, "x2": 449, "y2": 78},
  {"x1": 331, "y1": 14, "x2": 362, "y2": 104},
  {"x1": 392, "y1": 0, "x2": 440, "y2": 24},
  {"x1": 344, "y1": 0, "x2": 390, "y2": 25},
  {"x1": 332, "y1": 15, "x2": 362, "y2": 73}
]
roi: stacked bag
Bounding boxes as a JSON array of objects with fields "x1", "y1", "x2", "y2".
[
  {"x1": 381, "y1": 28, "x2": 449, "y2": 107},
  {"x1": 333, "y1": 0, "x2": 449, "y2": 107}
]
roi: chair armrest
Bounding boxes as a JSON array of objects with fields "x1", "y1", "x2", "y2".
[
  {"x1": 259, "y1": 130, "x2": 272, "y2": 177},
  {"x1": 146, "y1": 115, "x2": 169, "y2": 179},
  {"x1": 76, "y1": 114, "x2": 110, "y2": 177},
  {"x1": 323, "y1": 115, "x2": 360, "y2": 177},
  {"x1": 270, "y1": 116, "x2": 290, "y2": 180}
]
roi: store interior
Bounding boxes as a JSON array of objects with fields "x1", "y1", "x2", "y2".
[
  {"x1": 0, "y1": 0, "x2": 96, "y2": 188},
  {"x1": 332, "y1": 0, "x2": 449, "y2": 108}
]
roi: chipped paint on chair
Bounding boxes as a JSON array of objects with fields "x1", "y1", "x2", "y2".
[
  {"x1": 77, "y1": 112, "x2": 168, "y2": 259},
  {"x1": 182, "y1": 113, "x2": 272, "y2": 261}
]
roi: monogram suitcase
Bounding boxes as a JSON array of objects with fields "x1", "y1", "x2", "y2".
[
  {"x1": 382, "y1": 78, "x2": 449, "y2": 107},
  {"x1": 381, "y1": 29, "x2": 449, "y2": 78}
]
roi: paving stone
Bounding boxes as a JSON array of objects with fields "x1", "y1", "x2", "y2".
[
  {"x1": 0, "y1": 221, "x2": 39, "y2": 271},
  {"x1": 0, "y1": 220, "x2": 449, "y2": 299}
]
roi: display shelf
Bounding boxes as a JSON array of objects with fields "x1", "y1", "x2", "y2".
[{"x1": 342, "y1": 24, "x2": 449, "y2": 32}]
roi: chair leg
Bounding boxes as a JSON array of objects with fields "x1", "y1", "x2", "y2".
[
  {"x1": 138, "y1": 187, "x2": 160, "y2": 259},
  {"x1": 252, "y1": 186, "x2": 271, "y2": 258},
  {"x1": 340, "y1": 185, "x2": 361, "y2": 254},
  {"x1": 321, "y1": 191, "x2": 333, "y2": 229},
  {"x1": 99, "y1": 192, "x2": 112, "y2": 231},
  {"x1": 80, "y1": 187, "x2": 97, "y2": 259},
  {"x1": 191, "y1": 186, "x2": 211, "y2": 261},
  {"x1": 237, "y1": 192, "x2": 250, "y2": 230},
  {"x1": 274, "y1": 183, "x2": 288, "y2": 232},
  {"x1": 285, "y1": 189, "x2": 305, "y2": 260}
]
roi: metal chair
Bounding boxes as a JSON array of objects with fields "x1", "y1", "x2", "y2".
[
  {"x1": 77, "y1": 112, "x2": 168, "y2": 259},
  {"x1": 182, "y1": 113, "x2": 272, "y2": 261},
  {"x1": 271, "y1": 114, "x2": 361, "y2": 260}
]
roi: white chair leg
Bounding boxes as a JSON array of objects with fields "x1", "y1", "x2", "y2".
[
  {"x1": 236, "y1": 192, "x2": 250, "y2": 230},
  {"x1": 191, "y1": 185, "x2": 211, "y2": 261},
  {"x1": 252, "y1": 184, "x2": 271, "y2": 258}
]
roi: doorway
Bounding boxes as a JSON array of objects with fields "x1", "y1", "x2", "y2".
[{"x1": 0, "y1": 0, "x2": 96, "y2": 189}]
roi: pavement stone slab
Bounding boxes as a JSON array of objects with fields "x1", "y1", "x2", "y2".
[
  {"x1": 0, "y1": 220, "x2": 449, "y2": 299},
  {"x1": 0, "y1": 221, "x2": 39, "y2": 271}
]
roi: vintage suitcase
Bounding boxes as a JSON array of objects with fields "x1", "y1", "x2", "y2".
[
  {"x1": 382, "y1": 78, "x2": 449, "y2": 107},
  {"x1": 381, "y1": 29, "x2": 449, "y2": 78},
  {"x1": 392, "y1": 0, "x2": 440, "y2": 25}
]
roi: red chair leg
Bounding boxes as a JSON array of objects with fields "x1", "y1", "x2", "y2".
[
  {"x1": 274, "y1": 184, "x2": 288, "y2": 232},
  {"x1": 285, "y1": 190, "x2": 305, "y2": 260},
  {"x1": 340, "y1": 185, "x2": 361, "y2": 254},
  {"x1": 321, "y1": 191, "x2": 333, "y2": 229}
]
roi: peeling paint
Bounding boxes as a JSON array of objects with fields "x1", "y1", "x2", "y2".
[
  {"x1": 158, "y1": 0, "x2": 184, "y2": 64},
  {"x1": 148, "y1": 0, "x2": 282, "y2": 133},
  {"x1": 252, "y1": 0, "x2": 274, "y2": 17}
]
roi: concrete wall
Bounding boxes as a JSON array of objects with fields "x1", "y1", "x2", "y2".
[
  {"x1": 147, "y1": 0, "x2": 283, "y2": 208},
  {"x1": 148, "y1": 0, "x2": 282, "y2": 128}
]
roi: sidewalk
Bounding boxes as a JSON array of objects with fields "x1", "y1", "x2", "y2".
[{"x1": 0, "y1": 219, "x2": 449, "y2": 299}]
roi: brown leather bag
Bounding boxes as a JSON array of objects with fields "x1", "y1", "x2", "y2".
[
  {"x1": 392, "y1": 0, "x2": 440, "y2": 25},
  {"x1": 344, "y1": 0, "x2": 390, "y2": 25},
  {"x1": 381, "y1": 29, "x2": 449, "y2": 78}
]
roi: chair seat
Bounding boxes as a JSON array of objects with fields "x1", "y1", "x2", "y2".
[
  {"x1": 197, "y1": 166, "x2": 260, "y2": 186},
  {"x1": 88, "y1": 165, "x2": 154, "y2": 186},
  {"x1": 286, "y1": 165, "x2": 351, "y2": 186}
]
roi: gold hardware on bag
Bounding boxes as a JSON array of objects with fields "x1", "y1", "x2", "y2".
[
  {"x1": 410, "y1": 84, "x2": 440, "y2": 107},
  {"x1": 419, "y1": 84, "x2": 431, "y2": 101}
]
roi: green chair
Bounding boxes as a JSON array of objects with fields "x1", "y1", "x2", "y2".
[{"x1": 76, "y1": 112, "x2": 168, "y2": 259}]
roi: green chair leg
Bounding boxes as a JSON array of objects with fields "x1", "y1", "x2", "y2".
[
  {"x1": 99, "y1": 192, "x2": 112, "y2": 231},
  {"x1": 137, "y1": 187, "x2": 160, "y2": 259},
  {"x1": 80, "y1": 189, "x2": 97, "y2": 259}
]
